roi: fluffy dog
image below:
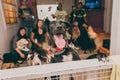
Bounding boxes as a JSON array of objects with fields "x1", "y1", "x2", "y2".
[
  {"x1": 87, "y1": 26, "x2": 97, "y2": 39},
  {"x1": 16, "y1": 38, "x2": 30, "y2": 51},
  {"x1": 87, "y1": 26, "x2": 110, "y2": 56},
  {"x1": 87, "y1": 26, "x2": 102, "y2": 52}
]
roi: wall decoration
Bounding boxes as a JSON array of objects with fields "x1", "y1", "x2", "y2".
[{"x1": 37, "y1": 4, "x2": 58, "y2": 21}]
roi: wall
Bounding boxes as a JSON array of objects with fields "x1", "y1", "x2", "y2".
[
  {"x1": 104, "y1": 0, "x2": 112, "y2": 33},
  {"x1": 0, "y1": 4, "x2": 7, "y2": 53},
  {"x1": 19, "y1": 0, "x2": 36, "y2": 8},
  {"x1": 37, "y1": 0, "x2": 74, "y2": 15},
  {"x1": 0, "y1": 0, "x2": 19, "y2": 53},
  {"x1": 110, "y1": 0, "x2": 120, "y2": 55}
]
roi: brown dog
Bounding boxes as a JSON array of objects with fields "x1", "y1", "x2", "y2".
[
  {"x1": 87, "y1": 26, "x2": 110, "y2": 55},
  {"x1": 72, "y1": 21, "x2": 80, "y2": 41},
  {"x1": 1, "y1": 62, "x2": 16, "y2": 70}
]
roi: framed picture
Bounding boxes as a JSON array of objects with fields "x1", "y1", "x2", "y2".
[{"x1": 37, "y1": 4, "x2": 58, "y2": 21}]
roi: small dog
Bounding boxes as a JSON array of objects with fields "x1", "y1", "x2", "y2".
[
  {"x1": 16, "y1": 38, "x2": 30, "y2": 51},
  {"x1": 87, "y1": 26, "x2": 97, "y2": 39},
  {"x1": 87, "y1": 50, "x2": 109, "y2": 62},
  {"x1": 72, "y1": 21, "x2": 80, "y2": 41},
  {"x1": 27, "y1": 52, "x2": 41, "y2": 66}
]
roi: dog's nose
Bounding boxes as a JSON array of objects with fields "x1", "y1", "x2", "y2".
[{"x1": 57, "y1": 26, "x2": 62, "y2": 29}]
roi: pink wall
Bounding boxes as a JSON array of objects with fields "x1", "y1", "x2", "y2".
[
  {"x1": 28, "y1": 0, "x2": 36, "y2": 8},
  {"x1": 19, "y1": 0, "x2": 36, "y2": 8}
]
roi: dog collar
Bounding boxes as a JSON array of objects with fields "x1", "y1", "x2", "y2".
[{"x1": 54, "y1": 49, "x2": 66, "y2": 55}]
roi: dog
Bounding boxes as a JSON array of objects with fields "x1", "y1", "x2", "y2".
[
  {"x1": 30, "y1": 20, "x2": 80, "y2": 65},
  {"x1": 72, "y1": 21, "x2": 80, "y2": 42},
  {"x1": 1, "y1": 53, "x2": 16, "y2": 69},
  {"x1": 87, "y1": 50, "x2": 109, "y2": 62},
  {"x1": 43, "y1": 20, "x2": 81, "y2": 80},
  {"x1": 87, "y1": 26, "x2": 105, "y2": 53},
  {"x1": 87, "y1": 26, "x2": 97, "y2": 39},
  {"x1": 27, "y1": 51, "x2": 42, "y2": 66},
  {"x1": 35, "y1": 31, "x2": 54, "y2": 63},
  {"x1": 16, "y1": 38, "x2": 30, "y2": 51},
  {"x1": 48, "y1": 21, "x2": 80, "y2": 63},
  {"x1": 1, "y1": 62, "x2": 16, "y2": 70}
]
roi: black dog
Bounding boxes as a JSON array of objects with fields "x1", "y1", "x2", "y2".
[
  {"x1": 3, "y1": 53, "x2": 16, "y2": 63},
  {"x1": 86, "y1": 51, "x2": 108, "y2": 62},
  {"x1": 46, "y1": 21, "x2": 80, "y2": 63},
  {"x1": 43, "y1": 20, "x2": 80, "y2": 80},
  {"x1": 1, "y1": 53, "x2": 17, "y2": 69},
  {"x1": 34, "y1": 20, "x2": 81, "y2": 63}
]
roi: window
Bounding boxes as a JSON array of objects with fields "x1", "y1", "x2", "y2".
[{"x1": 2, "y1": 0, "x2": 18, "y2": 24}]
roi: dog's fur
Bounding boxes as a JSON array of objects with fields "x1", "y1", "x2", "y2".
[
  {"x1": 27, "y1": 52, "x2": 41, "y2": 66},
  {"x1": 16, "y1": 38, "x2": 30, "y2": 51},
  {"x1": 87, "y1": 26, "x2": 105, "y2": 53},
  {"x1": 87, "y1": 50, "x2": 109, "y2": 62},
  {"x1": 72, "y1": 21, "x2": 80, "y2": 41},
  {"x1": 51, "y1": 47, "x2": 80, "y2": 63},
  {"x1": 1, "y1": 62, "x2": 16, "y2": 70},
  {"x1": 47, "y1": 21, "x2": 80, "y2": 63},
  {"x1": 87, "y1": 26, "x2": 110, "y2": 57},
  {"x1": 87, "y1": 26, "x2": 97, "y2": 39},
  {"x1": 1, "y1": 53, "x2": 17, "y2": 69}
]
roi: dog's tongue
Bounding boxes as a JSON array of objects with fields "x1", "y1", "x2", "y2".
[{"x1": 54, "y1": 35, "x2": 66, "y2": 50}]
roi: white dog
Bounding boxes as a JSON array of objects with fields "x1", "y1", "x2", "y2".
[
  {"x1": 27, "y1": 52, "x2": 41, "y2": 66},
  {"x1": 16, "y1": 38, "x2": 30, "y2": 51}
]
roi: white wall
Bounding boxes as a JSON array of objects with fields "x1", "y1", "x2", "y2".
[
  {"x1": 0, "y1": 5, "x2": 7, "y2": 53},
  {"x1": 0, "y1": 1, "x2": 19, "y2": 53},
  {"x1": 110, "y1": 0, "x2": 120, "y2": 55},
  {"x1": 37, "y1": 0, "x2": 74, "y2": 15},
  {"x1": 104, "y1": 0, "x2": 112, "y2": 33}
]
